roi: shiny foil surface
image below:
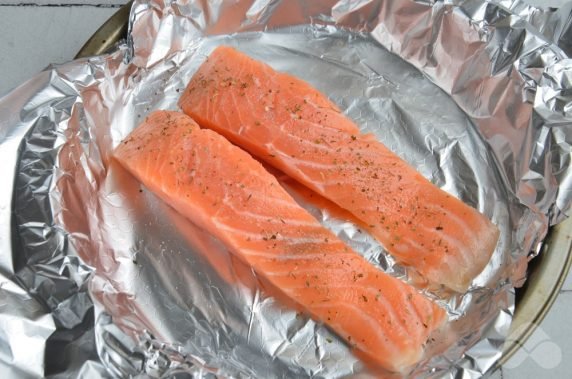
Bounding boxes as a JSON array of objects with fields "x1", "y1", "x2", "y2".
[{"x1": 1, "y1": 0, "x2": 572, "y2": 378}]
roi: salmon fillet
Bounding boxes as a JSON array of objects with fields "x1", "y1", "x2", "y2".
[
  {"x1": 113, "y1": 110, "x2": 446, "y2": 373},
  {"x1": 178, "y1": 46, "x2": 500, "y2": 292}
]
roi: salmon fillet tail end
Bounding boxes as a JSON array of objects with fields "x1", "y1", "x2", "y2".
[
  {"x1": 178, "y1": 45, "x2": 500, "y2": 293},
  {"x1": 113, "y1": 110, "x2": 447, "y2": 374}
]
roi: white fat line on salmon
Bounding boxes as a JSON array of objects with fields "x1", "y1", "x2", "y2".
[
  {"x1": 212, "y1": 223, "x2": 264, "y2": 240},
  {"x1": 239, "y1": 248, "x2": 346, "y2": 261},
  {"x1": 293, "y1": 282, "x2": 431, "y2": 338},
  {"x1": 188, "y1": 136, "x2": 207, "y2": 171},
  {"x1": 202, "y1": 83, "x2": 212, "y2": 123},
  {"x1": 215, "y1": 95, "x2": 236, "y2": 135},
  {"x1": 386, "y1": 233, "x2": 462, "y2": 284},
  {"x1": 423, "y1": 201, "x2": 481, "y2": 244},
  {"x1": 212, "y1": 187, "x2": 306, "y2": 212},
  {"x1": 299, "y1": 96, "x2": 341, "y2": 115},
  {"x1": 244, "y1": 193, "x2": 310, "y2": 210},
  {"x1": 274, "y1": 118, "x2": 379, "y2": 156},
  {"x1": 225, "y1": 62, "x2": 252, "y2": 129},
  {"x1": 349, "y1": 198, "x2": 479, "y2": 259},
  {"x1": 133, "y1": 134, "x2": 170, "y2": 177},
  {"x1": 264, "y1": 266, "x2": 351, "y2": 278},
  {"x1": 154, "y1": 154, "x2": 174, "y2": 178},
  {"x1": 243, "y1": 83, "x2": 260, "y2": 122},
  {"x1": 230, "y1": 88, "x2": 247, "y2": 129},
  {"x1": 139, "y1": 155, "x2": 154, "y2": 181},
  {"x1": 212, "y1": 220, "x2": 330, "y2": 240},
  {"x1": 272, "y1": 119, "x2": 346, "y2": 142},
  {"x1": 352, "y1": 204, "x2": 474, "y2": 269},
  {"x1": 227, "y1": 209, "x2": 322, "y2": 228},
  {"x1": 414, "y1": 223, "x2": 473, "y2": 267},
  {"x1": 390, "y1": 289, "x2": 434, "y2": 339},
  {"x1": 282, "y1": 151, "x2": 352, "y2": 172},
  {"x1": 277, "y1": 123, "x2": 357, "y2": 152},
  {"x1": 310, "y1": 301, "x2": 400, "y2": 352},
  {"x1": 408, "y1": 293, "x2": 438, "y2": 334}
]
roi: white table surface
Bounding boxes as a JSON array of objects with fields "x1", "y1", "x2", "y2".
[{"x1": 0, "y1": 1, "x2": 570, "y2": 378}]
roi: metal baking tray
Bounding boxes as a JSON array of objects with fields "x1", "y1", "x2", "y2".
[{"x1": 74, "y1": 1, "x2": 572, "y2": 371}]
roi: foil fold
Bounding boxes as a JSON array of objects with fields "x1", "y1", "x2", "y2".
[{"x1": 1, "y1": 0, "x2": 572, "y2": 378}]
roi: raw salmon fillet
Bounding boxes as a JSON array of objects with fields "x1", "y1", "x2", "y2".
[
  {"x1": 179, "y1": 46, "x2": 500, "y2": 292},
  {"x1": 114, "y1": 110, "x2": 446, "y2": 373}
]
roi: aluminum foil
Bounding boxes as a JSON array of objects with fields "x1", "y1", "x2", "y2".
[{"x1": 1, "y1": 0, "x2": 572, "y2": 377}]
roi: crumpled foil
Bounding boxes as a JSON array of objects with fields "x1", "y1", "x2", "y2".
[{"x1": 1, "y1": 0, "x2": 572, "y2": 377}]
